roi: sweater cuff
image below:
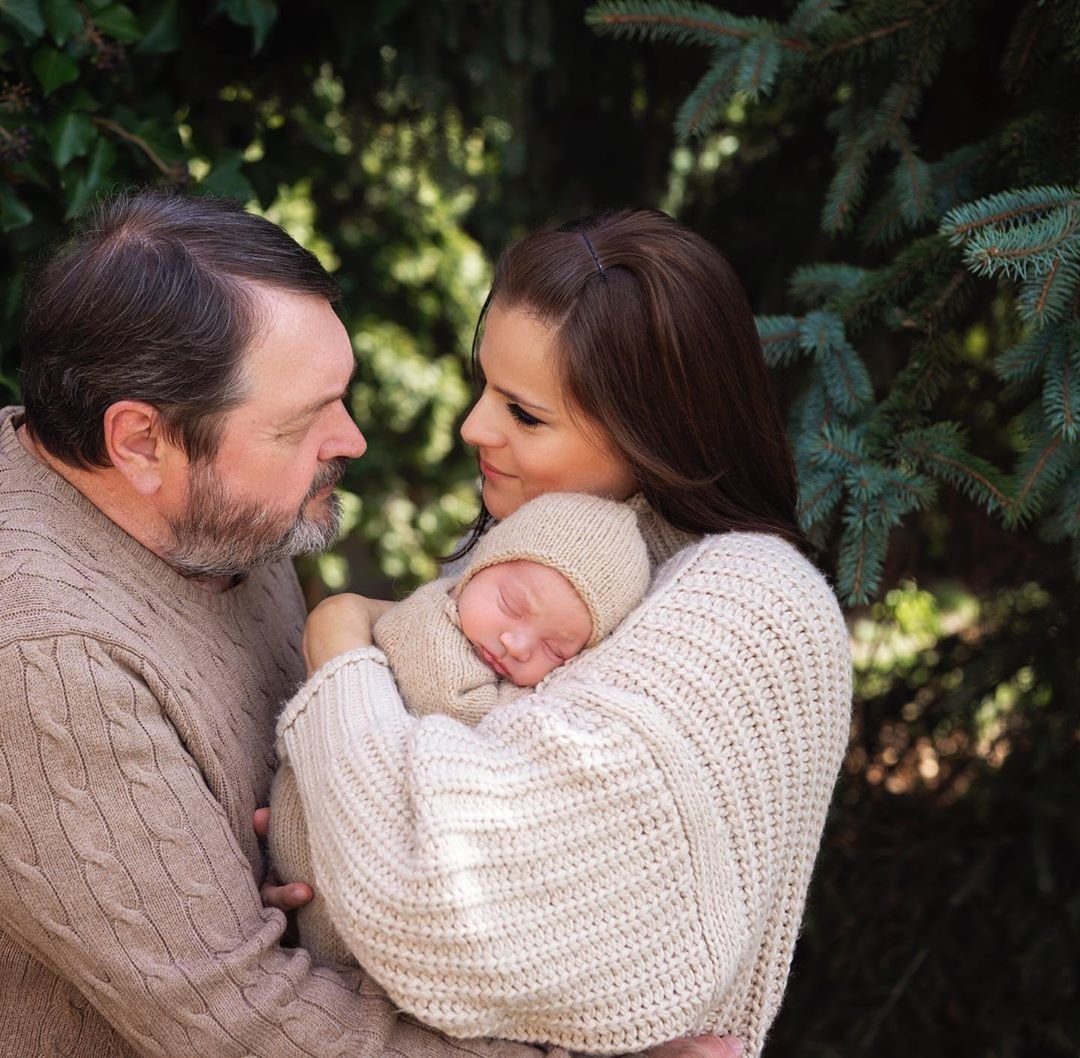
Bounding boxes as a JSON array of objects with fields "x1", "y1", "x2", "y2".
[{"x1": 275, "y1": 646, "x2": 388, "y2": 740}]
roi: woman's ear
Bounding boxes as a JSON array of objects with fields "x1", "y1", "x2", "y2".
[{"x1": 102, "y1": 401, "x2": 173, "y2": 495}]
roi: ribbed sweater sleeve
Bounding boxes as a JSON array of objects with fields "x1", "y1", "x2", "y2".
[
  {"x1": 0, "y1": 634, "x2": 560, "y2": 1058},
  {"x1": 276, "y1": 534, "x2": 852, "y2": 1056}
]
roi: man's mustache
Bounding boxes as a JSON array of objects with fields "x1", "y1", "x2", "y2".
[{"x1": 307, "y1": 457, "x2": 350, "y2": 499}]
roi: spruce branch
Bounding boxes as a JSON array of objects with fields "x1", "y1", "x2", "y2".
[
  {"x1": 1042, "y1": 472, "x2": 1080, "y2": 542},
  {"x1": 734, "y1": 33, "x2": 782, "y2": 100},
  {"x1": 1018, "y1": 252, "x2": 1080, "y2": 326},
  {"x1": 797, "y1": 466, "x2": 845, "y2": 530},
  {"x1": 893, "y1": 145, "x2": 933, "y2": 225},
  {"x1": 822, "y1": 105, "x2": 875, "y2": 234},
  {"x1": 676, "y1": 51, "x2": 740, "y2": 139},
  {"x1": 819, "y1": 337, "x2": 874, "y2": 413},
  {"x1": 961, "y1": 207, "x2": 1080, "y2": 282},
  {"x1": 838, "y1": 500, "x2": 890, "y2": 605},
  {"x1": 586, "y1": 2, "x2": 791, "y2": 51},
  {"x1": 1003, "y1": 2, "x2": 1049, "y2": 91},
  {"x1": 940, "y1": 185, "x2": 1078, "y2": 245},
  {"x1": 995, "y1": 326, "x2": 1064, "y2": 384},
  {"x1": 756, "y1": 315, "x2": 805, "y2": 366},
  {"x1": 896, "y1": 423, "x2": 1013, "y2": 515},
  {"x1": 1042, "y1": 340, "x2": 1080, "y2": 441},
  {"x1": 1008, "y1": 418, "x2": 1075, "y2": 527},
  {"x1": 786, "y1": 0, "x2": 841, "y2": 37},
  {"x1": 811, "y1": 421, "x2": 870, "y2": 474},
  {"x1": 789, "y1": 263, "x2": 870, "y2": 307}
]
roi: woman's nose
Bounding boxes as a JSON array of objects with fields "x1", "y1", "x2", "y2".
[{"x1": 460, "y1": 395, "x2": 501, "y2": 448}]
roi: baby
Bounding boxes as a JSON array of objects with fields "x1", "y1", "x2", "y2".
[{"x1": 269, "y1": 492, "x2": 650, "y2": 962}]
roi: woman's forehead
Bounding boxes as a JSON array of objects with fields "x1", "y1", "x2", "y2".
[{"x1": 479, "y1": 304, "x2": 562, "y2": 397}]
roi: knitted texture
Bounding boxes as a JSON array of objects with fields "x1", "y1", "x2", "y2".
[
  {"x1": 277, "y1": 518, "x2": 853, "y2": 1056},
  {"x1": 271, "y1": 494, "x2": 651, "y2": 965},
  {"x1": 0, "y1": 407, "x2": 563, "y2": 1058},
  {"x1": 455, "y1": 492, "x2": 651, "y2": 646},
  {"x1": 374, "y1": 578, "x2": 527, "y2": 723}
]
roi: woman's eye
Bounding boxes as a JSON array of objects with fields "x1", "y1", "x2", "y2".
[{"x1": 507, "y1": 402, "x2": 543, "y2": 427}]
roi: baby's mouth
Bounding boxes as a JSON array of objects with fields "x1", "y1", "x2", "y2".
[{"x1": 476, "y1": 644, "x2": 510, "y2": 679}]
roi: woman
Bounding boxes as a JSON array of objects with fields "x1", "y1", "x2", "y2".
[{"x1": 272, "y1": 209, "x2": 852, "y2": 1057}]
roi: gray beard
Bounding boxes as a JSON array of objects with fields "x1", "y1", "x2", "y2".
[{"x1": 165, "y1": 458, "x2": 348, "y2": 579}]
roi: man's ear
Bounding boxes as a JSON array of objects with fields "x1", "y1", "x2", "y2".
[{"x1": 102, "y1": 401, "x2": 177, "y2": 495}]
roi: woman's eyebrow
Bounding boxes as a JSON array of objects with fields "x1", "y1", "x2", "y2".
[{"x1": 491, "y1": 384, "x2": 553, "y2": 415}]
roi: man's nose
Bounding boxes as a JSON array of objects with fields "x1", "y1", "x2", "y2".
[{"x1": 325, "y1": 404, "x2": 367, "y2": 460}]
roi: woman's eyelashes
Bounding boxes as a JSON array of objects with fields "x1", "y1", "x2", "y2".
[{"x1": 506, "y1": 401, "x2": 544, "y2": 427}]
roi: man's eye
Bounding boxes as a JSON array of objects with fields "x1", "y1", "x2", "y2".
[{"x1": 507, "y1": 402, "x2": 543, "y2": 427}]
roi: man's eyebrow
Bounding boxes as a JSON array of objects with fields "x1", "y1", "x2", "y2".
[
  {"x1": 281, "y1": 365, "x2": 357, "y2": 427},
  {"x1": 491, "y1": 384, "x2": 553, "y2": 415}
]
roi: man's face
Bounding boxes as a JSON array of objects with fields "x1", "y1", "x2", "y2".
[{"x1": 164, "y1": 286, "x2": 366, "y2": 578}]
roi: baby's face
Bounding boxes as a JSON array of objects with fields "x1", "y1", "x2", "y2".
[{"x1": 456, "y1": 560, "x2": 593, "y2": 687}]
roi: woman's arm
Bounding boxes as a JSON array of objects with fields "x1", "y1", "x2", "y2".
[{"x1": 277, "y1": 535, "x2": 852, "y2": 1056}]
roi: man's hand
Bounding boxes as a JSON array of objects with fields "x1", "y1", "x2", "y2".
[
  {"x1": 303, "y1": 594, "x2": 394, "y2": 676},
  {"x1": 253, "y1": 806, "x2": 314, "y2": 912},
  {"x1": 647, "y1": 1035, "x2": 744, "y2": 1058}
]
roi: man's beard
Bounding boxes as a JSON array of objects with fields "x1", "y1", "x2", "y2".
[{"x1": 165, "y1": 457, "x2": 350, "y2": 579}]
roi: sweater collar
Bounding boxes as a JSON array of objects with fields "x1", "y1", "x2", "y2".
[{"x1": 625, "y1": 493, "x2": 700, "y2": 570}]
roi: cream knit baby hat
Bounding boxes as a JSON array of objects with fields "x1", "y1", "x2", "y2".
[{"x1": 456, "y1": 493, "x2": 651, "y2": 648}]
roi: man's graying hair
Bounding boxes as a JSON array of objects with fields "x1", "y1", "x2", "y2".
[{"x1": 21, "y1": 190, "x2": 339, "y2": 468}]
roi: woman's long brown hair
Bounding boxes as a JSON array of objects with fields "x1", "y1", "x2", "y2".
[{"x1": 455, "y1": 208, "x2": 810, "y2": 558}]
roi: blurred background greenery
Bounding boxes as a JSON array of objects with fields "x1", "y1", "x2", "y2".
[{"x1": 1, "y1": 1, "x2": 1076, "y2": 1054}]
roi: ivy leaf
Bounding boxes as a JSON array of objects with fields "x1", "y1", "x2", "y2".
[
  {"x1": 43, "y1": 0, "x2": 81, "y2": 44},
  {"x1": 199, "y1": 150, "x2": 254, "y2": 201},
  {"x1": 223, "y1": 0, "x2": 276, "y2": 53},
  {"x1": 31, "y1": 44, "x2": 79, "y2": 94},
  {"x1": 135, "y1": 0, "x2": 178, "y2": 54},
  {"x1": 63, "y1": 135, "x2": 116, "y2": 219},
  {"x1": 47, "y1": 110, "x2": 96, "y2": 167},
  {"x1": 0, "y1": 185, "x2": 34, "y2": 232},
  {"x1": 0, "y1": 0, "x2": 45, "y2": 40},
  {"x1": 93, "y1": 3, "x2": 141, "y2": 42}
]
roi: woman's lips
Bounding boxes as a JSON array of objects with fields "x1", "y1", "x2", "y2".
[
  {"x1": 477, "y1": 644, "x2": 510, "y2": 678},
  {"x1": 479, "y1": 458, "x2": 511, "y2": 479}
]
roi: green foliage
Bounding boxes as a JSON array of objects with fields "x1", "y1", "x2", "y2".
[
  {"x1": 1, "y1": 0, "x2": 690, "y2": 595},
  {"x1": 590, "y1": 0, "x2": 1080, "y2": 606}
]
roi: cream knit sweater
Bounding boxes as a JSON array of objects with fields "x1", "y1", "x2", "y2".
[{"x1": 275, "y1": 508, "x2": 852, "y2": 1056}]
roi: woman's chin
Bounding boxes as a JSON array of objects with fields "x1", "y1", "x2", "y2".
[{"x1": 482, "y1": 481, "x2": 519, "y2": 521}]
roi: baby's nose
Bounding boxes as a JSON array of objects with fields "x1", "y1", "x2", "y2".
[{"x1": 500, "y1": 630, "x2": 532, "y2": 660}]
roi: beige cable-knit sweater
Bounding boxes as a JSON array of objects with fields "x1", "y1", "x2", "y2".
[
  {"x1": 275, "y1": 503, "x2": 853, "y2": 1057},
  {"x1": 0, "y1": 406, "x2": 567, "y2": 1058}
]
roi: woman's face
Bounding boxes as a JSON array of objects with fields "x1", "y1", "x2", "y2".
[{"x1": 460, "y1": 302, "x2": 636, "y2": 521}]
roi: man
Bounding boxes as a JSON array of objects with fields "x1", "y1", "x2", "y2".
[{"x1": 0, "y1": 192, "x2": 740, "y2": 1058}]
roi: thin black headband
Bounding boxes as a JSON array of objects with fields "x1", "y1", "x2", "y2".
[{"x1": 581, "y1": 231, "x2": 606, "y2": 279}]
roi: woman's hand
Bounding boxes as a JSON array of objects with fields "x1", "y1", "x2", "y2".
[
  {"x1": 303, "y1": 594, "x2": 395, "y2": 676},
  {"x1": 648, "y1": 1036, "x2": 743, "y2": 1058},
  {"x1": 253, "y1": 806, "x2": 313, "y2": 912}
]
